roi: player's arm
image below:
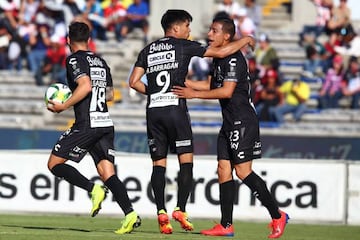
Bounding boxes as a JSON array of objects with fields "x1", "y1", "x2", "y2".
[
  {"x1": 129, "y1": 66, "x2": 146, "y2": 94},
  {"x1": 204, "y1": 36, "x2": 255, "y2": 58},
  {"x1": 47, "y1": 75, "x2": 92, "y2": 113},
  {"x1": 185, "y1": 75, "x2": 211, "y2": 91},
  {"x1": 173, "y1": 81, "x2": 236, "y2": 99}
]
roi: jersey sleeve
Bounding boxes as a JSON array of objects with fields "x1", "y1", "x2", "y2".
[
  {"x1": 134, "y1": 48, "x2": 147, "y2": 69},
  {"x1": 66, "y1": 54, "x2": 88, "y2": 84}
]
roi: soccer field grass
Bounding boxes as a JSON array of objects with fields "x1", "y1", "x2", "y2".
[{"x1": 0, "y1": 214, "x2": 359, "y2": 240}]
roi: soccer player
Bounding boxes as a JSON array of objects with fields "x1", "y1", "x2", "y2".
[
  {"x1": 172, "y1": 17, "x2": 289, "y2": 238},
  {"x1": 46, "y1": 21, "x2": 141, "y2": 234},
  {"x1": 128, "y1": 9, "x2": 255, "y2": 234}
]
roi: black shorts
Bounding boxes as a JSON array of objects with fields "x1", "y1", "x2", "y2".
[
  {"x1": 217, "y1": 123, "x2": 261, "y2": 164},
  {"x1": 51, "y1": 126, "x2": 115, "y2": 165},
  {"x1": 146, "y1": 106, "x2": 193, "y2": 161}
]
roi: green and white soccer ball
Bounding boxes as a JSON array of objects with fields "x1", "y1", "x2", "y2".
[{"x1": 45, "y1": 83, "x2": 72, "y2": 105}]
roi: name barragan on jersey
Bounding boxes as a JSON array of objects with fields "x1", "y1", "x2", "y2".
[{"x1": 146, "y1": 62, "x2": 179, "y2": 74}]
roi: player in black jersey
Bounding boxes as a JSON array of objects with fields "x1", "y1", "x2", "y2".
[
  {"x1": 173, "y1": 17, "x2": 289, "y2": 238},
  {"x1": 46, "y1": 22, "x2": 141, "y2": 234},
  {"x1": 128, "y1": 9, "x2": 255, "y2": 234}
]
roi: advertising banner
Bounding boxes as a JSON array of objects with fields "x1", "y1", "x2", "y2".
[
  {"x1": 347, "y1": 163, "x2": 360, "y2": 225},
  {"x1": 0, "y1": 151, "x2": 348, "y2": 223}
]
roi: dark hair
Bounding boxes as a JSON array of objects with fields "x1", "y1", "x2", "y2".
[
  {"x1": 161, "y1": 9, "x2": 192, "y2": 32},
  {"x1": 68, "y1": 21, "x2": 90, "y2": 43},
  {"x1": 212, "y1": 17, "x2": 236, "y2": 41}
]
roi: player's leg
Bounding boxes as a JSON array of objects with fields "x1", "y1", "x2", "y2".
[
  {"x1": 152, "y1": 158, "x2": 173, "y2": 234},
  {"x1": 233, "y1": 124, "x2": 288, "y2": 238},
  {"x1": 172, "y1": 152, "x2": 194, "y2": 231},
  {"x1": 95, "y1": 160, "x2": 141, "y2": 234},
  {"x1": 170, "y1": 110, "x2": 194, "y2": 232},
  {"x1": 48, "y1": 154, "x2": 94, "y2": 192},
  {"x1": 201, "y1": 159, "x2": 235, "y2": 237},
  {"x1": 234, "y1": 162, "x2": 289, "y2": 238},
  {"x1": 48, "y1": 153, "x2": 105, "y2": 217},
  {"x1": 201, "y1": 131, "x2": 234, "y2": 236},
  {"x1": 147, "y1": 111, "x2": 173, "y2": 234},
  {"x1": 47, "y1": 128, "x2": 102, "y2": 215},
  {"x1": 91, "y1": 130, "x2": 141, "y2": 234}
]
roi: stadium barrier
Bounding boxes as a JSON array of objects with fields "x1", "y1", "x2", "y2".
[{"x1": 0, "y1": 150, "x2": 359, "y2": 225}]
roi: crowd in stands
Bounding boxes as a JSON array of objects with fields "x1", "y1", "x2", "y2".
[
  {"x1": 0, "y1": 0, "x2": 359, "y2": 124},
  {"x1": 0, "y1": 0, "x2": 149, "y2": 86},
  {"x1": 195, "y1": 0, "x2": 359, "y2": 125},
  {"x1": 298, "y1": 0, "x2": 360, "y2": 111}
]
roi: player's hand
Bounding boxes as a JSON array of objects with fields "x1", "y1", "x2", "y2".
[
  {"x1": 247, "y1": 36, "x2": 256, "y2": 51},
  {"x1": 172, "y1": 86, "x2": 196, "y2": 99},
  {"x1": 47, "y1": 100, "x2": 66, "y2": 113}
]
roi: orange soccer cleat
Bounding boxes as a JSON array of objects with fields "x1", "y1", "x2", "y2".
[
  {"x1": 200, "y1": 223, "x2": 234, "y2": 237},
  {"x1": 268, "y1": 210, "x2": 290, "y2": 238},
  {"x1": 157, "y1": 209, "x2": 173, "y2": 234},
  {"x1": 172, "y1": 207, "x2": 194, "y2": 231}
]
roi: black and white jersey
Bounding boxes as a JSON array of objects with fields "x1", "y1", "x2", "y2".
[
  {"x1": 211, "y1": 51, "x2": 258, "y2": 130},
  {"x1": 135, "y1": 37, "x2": 206, "y2": 109},
  {"x1": 66, "y1": 50, "x2": 113, "y2": 128}
]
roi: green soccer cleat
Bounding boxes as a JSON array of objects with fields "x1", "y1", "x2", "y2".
[
  {"x1": 90, "y1": 184, "x2": 106, "y2": 217},
  {"x1": 115, "y1": 211, "x2": 141, "y2": 234}
]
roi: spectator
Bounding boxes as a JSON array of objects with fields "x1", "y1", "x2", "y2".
[
  {"x1": 0, "y1": 0, "x2": 21, "y2": 35},
  {"x1": 103, "y1": 0, "x2": 127, "y2": 42},
  {"x1": 299, "y1": 0, "x2": 331, "y2": 45},
  {"x1": 322, "y1": 31, "x2": 342, "y2": 71},
  {"x1": 27, "y1": 13, "x2": 51, "y2": 85},
  {"x1": 318, "y1": 54, "x2": 344, "y2": 109},
  {"x1": 18, "y1": 0, "x2": 40, "y2": 25},
  {"x1": 270, "y1": 78, "x2": 310, "y2": 123},
  {"x1": 341, "y1": 56, "x2": 360, "y2": 108},
  {"x1": 334, "y1": 28, "x2": 360, "y2": 57},
  {"x1": 302, "y1": 45, "x2": 324, "y2": 80},
  {"x1": 216, "y1": 0, "x2": 241, "y2": 20},
  {"x1": 82, "y1": 0, "x2": 108, "y2": 40},
  {"x1": 256, "y1": 69, "x2": 282, "y2": 121},
  {"x1": 0, "y1": 21, "x2": 11, "y2": 69},
  {"x1": 255, "y1": 33, "x2": 279, "y2": 78},
  {"x1": 244, "y1": 0, "x2": 262, "y2": 29},
  {"x1": 120, "y1": 0, "x2": 149, "y2": 45},
  {"x1": 233, "y1": 8, "x2": 256, "y2": 39},
  {"x1": 62, "y1": 0, "x2": 85, "y2": 27},
  {"x1": 43, "y1": 2, "x2": 67, "y2": 43},
  {"x1": 326, "y1": 0, "x2": 351, "y2": 36},
  {"x1": 35, "y1": 35, "x2": 67, "y2": 85},
  {"x1": 10, "y1": 21, "x2": 32, "y2": 71}
]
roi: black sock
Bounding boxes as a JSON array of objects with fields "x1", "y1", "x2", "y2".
[
  {"x1": 176, "y1": 163, "x2": 193, "y2": 212},
  {"x1": 220, "y1": 180, "x2": 235, "y2": 228},
  {"x1": 243, "y1": 171, "x2": 281, "y2": 219},
  {"x1": 51, "y1": 163, "x2": 93, "y2": 192},
  {"x1": 104, "y1": 175, "x2": 133, "y2": 215},
  {"x1": 151, "y1": 166, "x2": 166, "y2": 212}
]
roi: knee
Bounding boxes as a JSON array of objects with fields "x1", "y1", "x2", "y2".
[
  {"x1": 47, "y1": 155, "x2": 65, "y2": 172},
  {"x1": 217, "y1": 162, "x2": 232, "y2": 183},
  {"x1": 96, "y1": 160, "x2": 115, "y2": 181}
]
